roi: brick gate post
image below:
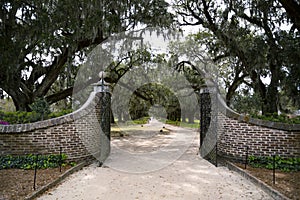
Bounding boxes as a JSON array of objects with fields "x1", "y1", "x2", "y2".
[{"x1": 92, "y1": 71, "x2": 111, "y2": 166}]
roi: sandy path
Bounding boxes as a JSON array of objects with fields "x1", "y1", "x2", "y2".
[{"x1": 38, "y1": 119, "x2": 272, "y2": 200}]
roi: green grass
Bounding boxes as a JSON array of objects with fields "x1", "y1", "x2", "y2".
[
  {"x1": 115, "y1": 117, "x2": 150, "y2": 125},
  {"x1": 165, "y1": 119, "x2": 200, "y2": 129},
  {"x1": 132, "y1": 117, "x2": 150, "y2": 124}
]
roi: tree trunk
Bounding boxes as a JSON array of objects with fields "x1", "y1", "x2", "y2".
[
  {"x1": 123, "y1": 112, "x2": 130, "y2": 121},
  {"x1": 12, "y1": 98, "x2": 31, "y2": 111},
  {"x1": 226, "y1": 74, "x2": 248, "y2": 106},
  {"x1": 182, "y1": 113, "x2": 187, "y2": 122},
  {"x1": 251, "y1": 69, "x2": 279, "y2": 116},
  {"x1": 187, "y1": 112, "x2": 195, "y2": 124},
  {"x1": 8, "y1": 88, "x2": 33, "y2": 111},
  {"x1": 263, "y1": 64, "x2": 280, "y2": 115},
  {"x1": 110, "y1": 110, "x2": 115, "y2": 124},
  {"x1": 262, "y1": 87, "x2": 278, "y2": 115},
  {"x1": 117, "y1": 112, "x2": 123, "y2": 122}
]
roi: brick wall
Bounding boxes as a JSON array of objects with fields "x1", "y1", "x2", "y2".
[
  {"x1": 1, "y1": 90, "x2": 299, "y2": 163},
  {"x1": 0, "y1": 92, "x2": 109, "y2": 162},
  {"x1": 217, "y1": 96, "x2": 300, "y2": 161}
]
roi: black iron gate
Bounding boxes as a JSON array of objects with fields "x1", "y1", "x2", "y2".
[{"x1": 199, "y1": 86, "x2": 218, "y2": 166}]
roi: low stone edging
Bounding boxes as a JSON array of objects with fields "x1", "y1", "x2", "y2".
[
  {"x1": 25, "y1": 161, "x2": 92, "y2": 200},
  {"x1": 224, "y1": 161, "x2": 291, "y2": 200}
]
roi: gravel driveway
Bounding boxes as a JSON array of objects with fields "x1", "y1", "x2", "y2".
[{"x1": 38, "y1": 119, "x2": 272, "y2": 200}]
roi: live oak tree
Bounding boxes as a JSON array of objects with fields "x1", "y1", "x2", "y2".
[
  {"x1": 0, "y1": 0, "x2": 174, "y2": 111},
  {"x1": 107, "y1": 50, "x2": 182, "y2": 122},
  {"x1": 105, "y1": 47, "x2": 197, "y2": 122},
  {"x1": 128, "y1": 83, "x2": 181, "y2": 121},
  {"x1": 174, "y1": 0, "x2": 300, "y2": 115}
]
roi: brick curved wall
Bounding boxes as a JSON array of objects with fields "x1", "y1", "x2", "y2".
[
  {"x1": 217, "y1": 95, "x2": 300, "y2": 161},
  {"x1": 0, "y1": 92, "x2": 105, "y2": 162},
  {"x1": 1, "y1": 91, "x2": 299, "y2": 162}
]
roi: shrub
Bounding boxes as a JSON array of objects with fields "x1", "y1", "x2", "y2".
[
  {"x1": 251, "y1": 113, "x2": 300, "y2": 124},
  {"x1": 0, "y1": 109, "x2": 73, "y2": 124},
  {"x1": 248, "y1": 155, "x2": 300, "y2": 172},
  {"x1": 48, "y1": 109, "x2": 73, "y2": 119},
  {"x1": 29, "y1": 98, "x2": 50, "y2": 120},
  {"x1": 0, "y1": 111, "x2": 40, "y2": 124},
  {"x1": 0, "y1": 154, "x2": 71, "y2": 170}
]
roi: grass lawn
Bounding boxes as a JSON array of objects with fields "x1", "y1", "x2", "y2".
[{"x1": 165, "y1": 119, "x2": 200, "y2": 129}]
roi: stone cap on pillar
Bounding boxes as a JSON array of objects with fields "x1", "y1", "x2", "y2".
[
  {"x1": 92, "y1": 71, "x2": 111, "y2": 93},
  {"x1": 199, "y1": 76, "x2": 218, "y2": 94}
]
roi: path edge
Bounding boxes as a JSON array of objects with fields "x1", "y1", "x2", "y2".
[
  {"x1": 25, "y1": 161, "x2": 92, "y2": 200},
  {"x1": 224, "y1": 161, "x2": 291, "y2": 200}
]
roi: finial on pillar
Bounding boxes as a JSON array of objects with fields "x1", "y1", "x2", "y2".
[
  {"x1": 99, "y1": 71, "x2": 106, "y2": 80},
  {"x1": 92, "y1": 71, "x2": 110, "y2": 93}
]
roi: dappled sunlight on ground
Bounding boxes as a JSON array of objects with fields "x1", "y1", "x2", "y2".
[{"x1": 38, "y1": 119, "x2": 272, "y2": 200}]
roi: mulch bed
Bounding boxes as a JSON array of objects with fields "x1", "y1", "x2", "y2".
[
  {"x1": 0, "y1": 166, "x2": 71, "y2": 200},
  {"x1": 235, "y1": 163, "x2": 300, "y2": 200}
]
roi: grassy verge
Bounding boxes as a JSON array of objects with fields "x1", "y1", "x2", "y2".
[{"x1": 165, "y1": 119, "x2": 200, "y2": 129}]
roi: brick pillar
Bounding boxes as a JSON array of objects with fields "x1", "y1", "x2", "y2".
[{"x1": 93, "y1": 71, "x2": 111, "y2": 165}]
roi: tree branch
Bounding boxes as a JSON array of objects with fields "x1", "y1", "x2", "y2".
[
  {"x1": 117, "y1": 80, "x2": 151, "y2": 102},
  {"x1": 226, "y1": 73, "x2": 249, "y2": 105},
  {"x1": 278, "y1": 0, "x2": 300, "y2": 31},
  {"x1": 34, "y1": 33, "x2": 107, "y2": 98},
  {"x1": 45, "y1": 77, "x2": 98, "y2": 104}
]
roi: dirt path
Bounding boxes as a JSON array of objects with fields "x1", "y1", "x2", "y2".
[{"x1": 38, "y1": 119, "x2": 272, "y2": 200}]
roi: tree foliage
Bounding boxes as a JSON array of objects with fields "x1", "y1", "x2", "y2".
[
  {"x1": 0, "y1": 0, "x2": 174, "y2": 111},
  {"x1": 174, "y1": 0, "x2": 300, "y2": 115},
  {"x1": 104, "y1": 44, "x2": 199, "y2": 123},
  {"x1": 129, "y1": 83, "x2": 181, "y2": 121}
]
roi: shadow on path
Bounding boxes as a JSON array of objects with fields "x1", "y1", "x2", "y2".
[{"x1": 38, "y1": 119, "x2": 272, "y2": 200}]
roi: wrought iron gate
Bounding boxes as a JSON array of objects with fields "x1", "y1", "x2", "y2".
[{"x1": 199, "y1": 86, "x2": 218, "y2": 166}]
